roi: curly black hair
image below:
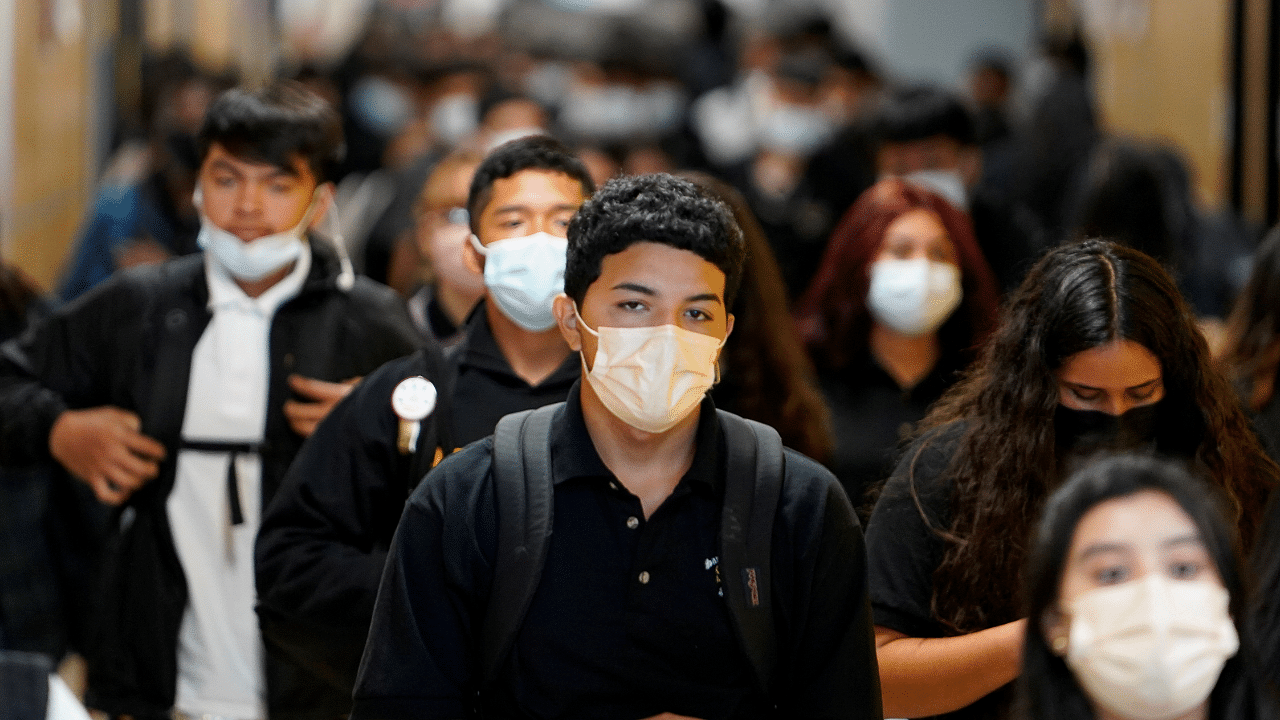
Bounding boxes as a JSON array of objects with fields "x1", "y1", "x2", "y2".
[
  {"x1": 564, "y1": 173, "x2": 746, "y2": 307},
  {"x1": 466, "y1": 135, "x2": 595, "y2": 234},
  {"x1": 198, "y1": 80, "x2": 345, "y2": 182}
]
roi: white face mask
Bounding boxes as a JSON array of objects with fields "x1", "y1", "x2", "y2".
[
  {"x1": 576, "y1": 305, "x2": 724, "y2": 434},
  {"x1": 194, "y1": 185, "x2": 320, "y2": 282},
  {"x1": 899, "y1": 169, "x2": 969, "y2": 209},
  {"x1": 470, "y1": 231, "x2": 567, "y2": 332},
  {"x1": 757, "y1": 102, "x2": 835, "y2": 156},
  {"x1": 1064, "y1": 575, "x2": 1239, "y2": 720},
  {"x1": 866, "y1": 258, "x2": 963, "y2": 336}
]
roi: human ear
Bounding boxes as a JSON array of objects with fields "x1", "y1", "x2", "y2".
[
  {"x1": 463, "y1": 235, "x2": 484, "y2": 275},
  {"x1": 724, "y1": 312, "x2": 735, "y2": 341},
  {"x1": 553, "y1": 293, "x2": 582, "y2": 352},
  {"x1": 1041, "y1": 609, "x2": 1069, "y2": 657},
  {"x1": 309, "y1": 183, "x2": 336, "y2": 229}
]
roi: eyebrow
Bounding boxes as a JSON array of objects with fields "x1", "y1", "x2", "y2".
[
  {"x1": 1063, "y1": 377, "x2": 1163, "y2": 392},
  {"x1": 1160, "y1": 534, "x2": 1204, "y2": 549},
  {"x1": 492, "y1": 202, "x2": 580, "y2": 214},
  {"x1": 1077, "y1": 542, "x2": 1132, "y2": 561},
  {"x1": 207, "y1": 158, "x2": 298, "y2": 180},
  {"x1": 610, "y1": 283, "x2": 724, "y2": 305}
]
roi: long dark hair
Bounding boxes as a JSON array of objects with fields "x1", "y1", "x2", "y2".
[
  {"x1": 914, "y1": 239, "x2": 1277, "y2": 633},
  {"x1": 795, "y1": 178, "x2": 1001, "y2": 371},
  {"x1": 682, "y1": 171, "x2": 835, "y2": 463},
  {"x1": 1020, "y1": 453, "x2": 1272, "y2": 720},
  {"x1": 1221, "y1": 226, "x2": 1280, "y2": 411}
]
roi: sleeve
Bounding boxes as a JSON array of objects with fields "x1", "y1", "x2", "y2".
[
  {"x1": 350, "y1": 442, "x2": 496, "y2": 720},
  {"x1": 863, "y1": 427, "x2": 958, "y2": 639},
  {"x1": 773, "y1": 451, "x2": 883, "y2": 720},
  {"x1": 0, "y1": 272, "x2": 146, "y2": 467},
  {"x1": 254, "y1": 351, "x2": 448, "y2": 691}
]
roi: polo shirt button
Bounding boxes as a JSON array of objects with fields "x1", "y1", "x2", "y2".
[
  {"x1": 626, "y1": 516, "x2": 640, "y2": 529},
  {"x1": 638, "y1": 571, "x2": 650, "y2": 584}
]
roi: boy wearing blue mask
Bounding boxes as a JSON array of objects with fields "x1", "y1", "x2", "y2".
[
  {"x1": 351, "y1": 174, "x2": 881, "y2": 720},
  {"x1": 0, "y1": 81, "x2": 423, "y2": 719},
  {"x1": 254, "y1": 135, "x2": 594, "y2": 701}
]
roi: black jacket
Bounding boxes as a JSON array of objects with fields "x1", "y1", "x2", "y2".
[{"x1": 0, "y1": 245, "x2": 423, "y2": 719}]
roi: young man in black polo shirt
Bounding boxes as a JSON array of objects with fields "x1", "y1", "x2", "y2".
[
  {"x1": 253, "y1": 135, "x2": 595, "y2": 698},
  {"x1": 351, "y1": 174, "x2": 881, "y2": 719}
]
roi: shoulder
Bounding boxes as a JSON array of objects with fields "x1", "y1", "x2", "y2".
[
  {"x1": 62, "y1": 253, "x2": 204, "y2": 313},
  {"x1": 407, "y1": 436, "x2": 496, "y2": 513}
]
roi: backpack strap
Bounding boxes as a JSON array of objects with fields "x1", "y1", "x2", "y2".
[
  {"x1": 480, "y1": 402, "x2": 562, "y2": 684},
  {"x1": 716, "y1": 409, "x2": 785, "y2": 694}
]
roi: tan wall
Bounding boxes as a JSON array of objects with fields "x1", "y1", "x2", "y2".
[
  {"x1": 1088, "y1": 0, "x2": 1231, "y2": 209},
  {"x1": 5, "y1": 2, "x2": 96, "y2": 292}
]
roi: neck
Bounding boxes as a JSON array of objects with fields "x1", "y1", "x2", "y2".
[
  {"x1": 435, "y1": 281, "x2": 481, "y2": 328},
  {"x1": 1090, "y1": 700, "x2": 1207, "y2": 720},
  {"x1": 234, "y1": 262, "x2": 295, "y2": 299},
  {"x1": 579, "y1": 378, "x2": 699, "y2": 519},
  {"x1": 868, "y1": 322, "x2": 940, "y2": 390},
  {"x1": 485, "y1": 301, "x2": 571, "y2": 386}
]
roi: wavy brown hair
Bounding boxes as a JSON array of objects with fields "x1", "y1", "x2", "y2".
[
  {"x1": 912, "y1": 239, "x2": 1278, "y2": 634},
  {"x1": 681, "y1": 171, "x2": 834, "y2": 463},
  {"x1": 795, "y1": 178, "x2": 1001, "y2": 371}
]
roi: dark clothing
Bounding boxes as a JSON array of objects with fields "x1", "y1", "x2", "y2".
[
  {"x1": 820, "y1": 352, "x2": 955, "y2": 514},
  {"x1": 255, "y1": 348, "x2": 452, "y2": 696},
  {"x1": 0, "y1": 244, "x2": 423, "y2": 719},
  {"x1": 968, "y1": 190, "x2": 1044, "y2": 296},
  {"x1": 863, "y1": 422, "x2": 1011, "y2": 720},
  {"x1": 450, "y1": 302, "x2": 580, "y2": 447},
  {"x1": 352, "y1": 384, "x2": 881, "y2": 720},
  {"x1": 254, "y1": 301, "x2": 576, "y2": 701}
]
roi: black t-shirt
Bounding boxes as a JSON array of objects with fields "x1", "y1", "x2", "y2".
[
  {"x1": 864, "y1": 421, "x2": 1012, "y2": 720},
  {"x1": 820, "y1": 351, "x2": 955, "y2": 515}
]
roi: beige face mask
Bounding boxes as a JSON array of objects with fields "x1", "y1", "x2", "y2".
[
  {"x1": 1063, "y1": 574, "x2": 1238, "y2": 720},
  {"x1": 575, "y1": 304, "x2": 724, "y2": 434}
]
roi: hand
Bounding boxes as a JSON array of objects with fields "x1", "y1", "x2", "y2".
[
  {"x1": 49, "y1": 406, "x2": 166, "y2": 505},
  {"x1": 283, "y1": 374, "x2": 360, "y2": 437}
]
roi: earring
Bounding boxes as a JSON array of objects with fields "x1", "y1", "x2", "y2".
[{"x1": 1051, "y1": 635, "x2": 1068, "y2": 654}]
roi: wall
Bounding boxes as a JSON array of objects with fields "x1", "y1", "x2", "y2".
[
  {"x1": 0, "y1": 0, "x2": 103, "y2": 292},
  {"x1": 1085, "y1": 0, "x2": 1232, "y2": 209}
]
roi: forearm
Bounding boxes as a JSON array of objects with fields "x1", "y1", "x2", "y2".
[{"x1": 875, "y1": 620, "x2": 1025, "y2": 718}]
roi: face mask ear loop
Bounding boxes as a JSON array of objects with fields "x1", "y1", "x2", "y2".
[
  {"x1": 469, "y1": 233, "x2": 489, "y2": 256},
  {"x1": 319, "y1": 186, "x2": 355, "y2": 291}
]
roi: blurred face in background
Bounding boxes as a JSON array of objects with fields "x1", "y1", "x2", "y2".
[{"x1": 416, "y1": 156, "x2": 484, "y2": 300}]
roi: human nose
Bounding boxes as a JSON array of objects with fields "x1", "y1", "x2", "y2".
[{"x1": 234, "y1": 184, "x2": 263, "y2": 216}]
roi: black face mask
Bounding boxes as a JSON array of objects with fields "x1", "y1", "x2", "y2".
[{"x1": 1054, "y1": 402, "x2": 1162, "y2": 464}]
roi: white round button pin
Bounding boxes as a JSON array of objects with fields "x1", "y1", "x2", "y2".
[{"x1": 391, "y1": 376, "x2": 437, "y2": 421}]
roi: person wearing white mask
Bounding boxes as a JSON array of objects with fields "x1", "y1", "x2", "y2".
[
  {"x1": 871, "y1": 85, "x2": 1044, "y2": 295},
  {"x1": 254, "y1": 135, "x2": 594, "y2": 702},
  {"x1": 1021, "y1": 453, "x2": 1274, "y2": 720},
  {"x1": 0, "y1": 81, "x2": 424, "y2": 719},
  {"x1": 795, "y1": 178, "x2": 1001, "y2": 513},
  {"x1": 352, "y1": 173, "x2": 881, "y2": 719}
]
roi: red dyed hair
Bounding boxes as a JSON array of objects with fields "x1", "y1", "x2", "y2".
[{"x1": 795, "y1": 178, "x2": 1001, "y2": 369}]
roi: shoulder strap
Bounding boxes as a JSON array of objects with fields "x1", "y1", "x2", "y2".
[
  {"x1": 716, "y1": 409, "x2": 785, "y2": 694},
  {"x1": 480, "y1": 402, "x2": 561, "y2": 683}
]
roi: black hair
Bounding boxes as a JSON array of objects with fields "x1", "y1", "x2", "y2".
[
  {"x1": 564, "y1": 173, "x2": 746, "y2": 307},
  {"x1": 197, "y1": 80, "x2": 344, "y2": 182},
  {"x1": 1019, "y1": 453, "x2": 1270, "y2": 719},
  {"x1": 873, "y1": 85, "x2": 976, "y2": 147},
  {"x1": 466, "y1": 135, "x2": 595, "y2": 234}
]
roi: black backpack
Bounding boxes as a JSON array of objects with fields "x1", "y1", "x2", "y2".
[{"x1": 478, "y1": 403, "x2": 786, "y2": 695}]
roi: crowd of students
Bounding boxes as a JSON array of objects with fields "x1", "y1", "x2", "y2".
[{"x1": 3, "y1": 7, "x2": 1280, "y2": 720}]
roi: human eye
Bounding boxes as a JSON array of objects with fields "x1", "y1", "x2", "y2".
[
  {"x1": 1168, "y1": 560, "x2": 1205, "y2": 580},
  {"x1": 617, "y1": 299, "x2": 648, "y2": 313},
  {"x1": 1069, "y1": 386, "x2": 1102, "y2": 402},
  {"x1": 1128, "y1": 381, "x2": 1162, "y2": 401},
  {"x1": 685, "y1": 307, "x2": 715, "y2": 322},
  {"x1": 1094, "y1": 563, "x2": 1130, "y2": 585},
  {"x1": 211, "y1": 174, "x2": 235, "y2": 188}
]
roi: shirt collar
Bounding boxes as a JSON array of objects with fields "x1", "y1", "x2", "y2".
[
  {"x1": 550, "y1": 381, "x2": 724, "y2": 494},
  {"x1": 204, "y1": 243, "x2": 312, "y2": 317},
  {"x1": 461, "y1": 299, "x2": 580, "y2": 387}
]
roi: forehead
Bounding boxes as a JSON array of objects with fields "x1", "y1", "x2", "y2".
[
  {"x1": 1057, "y1": 339, "x2": 1163, "y2": 388},
  {"x1": 423, "y1": 161, "x2": 477, "y2": 206},
  {"x1": 201, "y1": 142, "x2": 314, "y2": 183},
  {"x1": 589, "y1": 241, "x2": 726, "y2": 298},
  {"x1": 481, "y1": 168, "x2": 584, "y2": 213},
  {"x1": 883, "y1": 208, "x2": 948, "y2": 242},
  {"x1": 1069, "y1": 490, "x2": 1198, "y2": 556}
]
